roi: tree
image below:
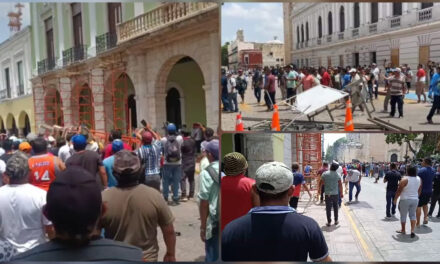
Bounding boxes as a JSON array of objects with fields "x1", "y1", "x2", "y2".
[
  {"x1": 385, "y1": 133, "x2": 419, "y2": 157},
  {"x1": 324, "y1": 137, "x2": 347, "y2": 162},
  {"x1": 385, "y1": 133, "x2": 440, "y2": 159},
  {"x1": 221, "y1": 42, "x2": 230, "y2": 67}
]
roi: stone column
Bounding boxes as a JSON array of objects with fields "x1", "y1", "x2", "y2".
[
  {"x1": 32, "y1": 78, "x2": 45, "y2": 130},
  {"x1": 59, "y1": 77, "x2": 73, "y2": 127},
  {"x1": 205, "y1": 32, "x2": 220, "y2": 129},
  {"x1": 90, "y1": 68, "x2": 105, "y2": 131}
]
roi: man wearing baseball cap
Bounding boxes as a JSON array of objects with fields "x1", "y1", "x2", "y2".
[
  {"x1": 385, "y1": 67, "x2": 407, "y2": 118},
  {"x1": 13, "y1": 166, "x2": 143, "y2": 261},
  {"x1": 102, "y1": 139, "x2": 124, "y2": 188},
  {"x1": 222, "y1": 161, "x2": 331, "y2": 262},
  {"x1": 101, "y1": 150, "x2": 176, "y2": 262},
  {"x1": 198, "y1": 140, "x2": 220, "y2": 261}
]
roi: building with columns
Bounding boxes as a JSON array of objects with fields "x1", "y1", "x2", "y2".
[
  {"x1": 285, "y1": 3, "x2": 440, "y2": 70},
  {"x1": 0, "y1": 26, "x2": 34, "y2": 137},
  {"x1": 31, "y1": 2, "x2": 219, "y2": 134}
]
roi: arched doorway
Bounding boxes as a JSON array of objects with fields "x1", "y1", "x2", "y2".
[
  {"x1": 6, "y1": 114, "x2": 18, "y2": 136},
  {"x1": 127, "y1": 94, "x2": 137, "y2": 131},
  {"x1": 166, "y1": 88, "x2": 182, "y2": 128},
  {"x1": 0, "y1": 118, "x2": 5, "y2": 134},
  {"x1": 18, "y1": 111, "x2": 31, "y2": 137},
  {"x1": 112, "y1": 73, "x2": 136, "y2": 134},
  {"x1": 44, "y1": 89, "x2": 64, "y2": 126},
  {"x1": 390, "y1": 153, "x2": 398, "y2": 162},
  {"x1": 78, "y1": 84, "x2": 95, "y2": 129}
]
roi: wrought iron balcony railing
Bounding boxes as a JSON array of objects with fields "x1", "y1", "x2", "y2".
[
  {"x1": 96, "y1": 32, "x2": 118, "y2": 54},
  {"x1": 369, "y1": 24, "x2": 377, "y2": 33},
  {"x1": 352, "y1": 28, "x2": 359, "y2": 37},
  {"x1": 37, "y1": 58, "x2": 56, "y2": 75},
  {"x1": 0, "y1": 89, "x2": 10, "y2": 100},
  {"x1": 338, "y1": 32, "x2": 344, "y2": 40},
  {"x1": 63, "y1": 45, "x2": 88, "y2": 66},
  {"x1": 17, "y1": 84, "x2": 24, "y2": 96},
  {"x1": 418, "y1": 8, "x2": 432, "y2": 22}
]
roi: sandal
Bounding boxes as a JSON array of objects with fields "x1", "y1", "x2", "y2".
[
  {"x1": 423, "y1": 219, "x2": 428, "y2": 225},
  {"x1": 396, "y1": 230, "x2": 406, "y2": 234}
]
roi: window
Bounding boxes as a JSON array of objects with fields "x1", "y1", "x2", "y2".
[
  {"x1": 276, "y1": 58, "x2": 280, "y2": 62},
  {"x1": 353, "y1": 53, "x2": 359, "y2": 67},
  {"x1": 419, "y1": 46, "x2": 429, "y2": 67},
  {"x1": 421, "y1": 3, "x2": 433, "y2": 9},
  {"x1": 353, "y1": 3, "x2": 360, "y2": 28},
  {"x1": 296, "y1": 26, "x2": 300, "y2": 43},
  {"x1": 244, "y1": 55, "x2": 249, "y2": 65},
  {"x1": 306, "y1": 22, "x2": 309, "y2": 41},
  {"x1": 339, "y1": 55, "x2": 344, "y2": 67},
  {"x1": 393, "y1": 3, "x2": 402, "y2": 17},
  {"x1": 318, "y1": 16, "x2": 322, "y2": 38},
  {"x1": 371, "y1": 3, "x2": 378, "y2": 23},
  {"x1": 17, "y1": 61, "x2": 24, "y2": 95},
  {"x1": 340, "y1": 6, "x2": 345, "y2": 32},
  {"x1": 108, "y1": 3, "x2": 122, "y2": 36},
  {"x1": 269, "y1": 52, "x2": 273, "y2": 56},
  {"x1": 4, "y1": 68, "x2": 10, "y2": 98},
  {"x1": 370, "y1": 52, "x2": 376, "y2": 64},
  {"x1": 44, "y1": 17, "x2": 55, "y2": 66},
  {"x1": 71, "y1": 3, "x2": 83, "y2": 46},
  {"x1": 328, "y1": 12, "x2": 333, "y2": 35},
  {"x1": 301, "y1": 24, "x2": 304, "y2": 43}
]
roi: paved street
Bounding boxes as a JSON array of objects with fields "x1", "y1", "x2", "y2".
[
  {"x1": 157, "y1": 173, "x2": 205, "y2": 261},
  {"x1": 297, "y1": 177, "x2": 440, "y2": 261},
  {"x1": 222, "y1": 81, "x2": 440, "y2": 131}
]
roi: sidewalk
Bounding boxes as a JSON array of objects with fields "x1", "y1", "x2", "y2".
[{"x1": 296, "y1": 193, "x2": 374, "y2": 262}]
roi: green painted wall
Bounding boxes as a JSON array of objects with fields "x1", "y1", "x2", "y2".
[
  {"x1": 221, "y1": 134, "x2": 234, "y2": 160},
  {"x1": 166, "y1": 60, "x2": 206, "y2": 127},
  {"x1": 143, "y1": 2, "x2": 159, "y2": 13},
  {"x1": 82, "y1": 4, "x2": 90, "y2": 47},
  {"x1": 62, "y1": 4, "x2": 72, "y2": 49},
  {"x1": 30, "y1": 4, "x2": 35, "y2": 71},
  {"x1": 272, "y1": 134, "x2": 285, "y2": 162},
  {"x1": 123, "y1": 3, "x2": 135, "y2": 21},
  {"x1": 95, "y1": 3, "x2": 106, "y2": 36}
]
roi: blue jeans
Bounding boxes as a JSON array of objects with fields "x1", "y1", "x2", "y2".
[
  {"x1": 386, "y1": 190, "x2": 397, "y2": 217},
  {"x1": 221, "y1": 93, "x2": 230, "y2": 111},
  {"x1": 205, "y1": 224, "x2": 219, "y2": 261},
  {"x1": 349, "y1": 182, "x2": 361, "y2": 201},
  {"x1": 163, "y1": 164, "x2": 181, "y2": 202},
  {"x1": 228, "y1": 92, "x2": 238, "y2": 112},
  {"x1": 254, "y1": 87, "x2": 261, "y2": 103}
]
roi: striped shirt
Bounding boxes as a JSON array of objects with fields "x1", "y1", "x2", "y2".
[
  {"x1": 389, "y1": 75, "x2": 406, "y2": 96},
  {"x1": 136, "y1": 140, "x2": 162, "y2": 176}
]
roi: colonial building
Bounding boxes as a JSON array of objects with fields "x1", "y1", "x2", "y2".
[
  {"x1": 285, "y1": 3, "x2": 440, "y2": 69},
  {"x1": 228, "y1": 29, "x2": 285, "y2": 71},
  {"x1": 0, "y1": 26, "x2": 33, "y2": 136},
  {"x1": 31, "y1": 2, "x2": 219, "y2": 134}
]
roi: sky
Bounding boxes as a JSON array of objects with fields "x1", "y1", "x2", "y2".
[
  {"x1": 0, "y1": 3, "x2": 30, "y2": 44},
  {"x1": 222, "y1": 2, "x2": 283, "y2": 45},
  {"x1": 323, "y1": 133, "x2": 346, "y2": 153}
]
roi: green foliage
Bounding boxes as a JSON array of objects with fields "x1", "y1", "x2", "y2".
[
  {"x1": 385, "y1": 133, "x2": 419, "y2": 146},
  {"x1": 324, "y1": 137, "x2": 347, "y2": 162},
  {"x1": 221, "y1": 42, "x2": 230, "y2": 67}
]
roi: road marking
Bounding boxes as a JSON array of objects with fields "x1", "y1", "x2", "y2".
[{"x1": 342, "y1": 204, "x2": 375, "y2": 261}]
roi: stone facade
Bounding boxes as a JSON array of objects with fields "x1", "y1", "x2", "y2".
[{"x1": 285, "y1": 3, "x2": 440, "y2": 70}]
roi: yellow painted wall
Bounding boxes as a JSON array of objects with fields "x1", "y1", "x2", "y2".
[
  {"x1": 272, "y1": 134, "x2": 285, "y2": 162},
  {"x1": 0, "y1": 95, "x2": 35, "y2": 133}
]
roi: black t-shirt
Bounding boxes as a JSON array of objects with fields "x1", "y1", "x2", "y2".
[
  {"x1": 222, "y1": 206, "x2": 329, "y2": 261},
  {"x1": 181, "y1": 137, "x2": 196, "y2": 172},
  {"x1": 385, "y1": 170, "x2": 401, "y2": 192},
  {"x1": 12, "y1": 238, "x2": 143, "y2": 261},
  {"x1": 433, "y1": 172, "x2": 440, "y2": 193},
  {"x1": 65, "y1": 150, "x2": 104, "y2": 188}
]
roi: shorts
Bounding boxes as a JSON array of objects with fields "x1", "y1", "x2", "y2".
[
  {"x1": 286, "y1": 88, "x2": 296, "y2": 99},
  {"x1": 418, "y1": 193, "x2": 431, "y2": 207}
]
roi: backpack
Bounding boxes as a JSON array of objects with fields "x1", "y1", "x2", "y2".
[{"x1": 164, "y1": 136, "x2": 181, "y2": 162}]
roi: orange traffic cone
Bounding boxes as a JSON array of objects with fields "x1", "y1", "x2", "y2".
[
  {"x1": 344, "y1": 98, "x2": 354, "y2": 131},
  {"x1": 236, "y1": 112, "x2": 244, "y2": 131},
  {"x1": 271, "y1": 104, "x2": 280, "y2": 131}
]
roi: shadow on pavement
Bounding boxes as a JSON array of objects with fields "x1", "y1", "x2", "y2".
[
  {"x1": 381, "y1": 217, "x2": 399, "y2": 222},
  {"x1": 345, "y1": 201, "x2": 373, "y2": 209},
  {"x1": 321, "y1": 224, "x2": 341, "y2": 233},
  {"x1": 429, "y1": 217, "x2": 440, "y2": 223},
  {"x1": 414, "y1": 225, "x2": 433, "y2": 234},
  {"x1": 392, "y1": 233, "x2": 420, "y2": 243}
]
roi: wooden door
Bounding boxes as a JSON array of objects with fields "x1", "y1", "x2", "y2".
[
  {"x1": 391, "y1": 49, "x2": 399, "y2": 67},
  {"x1": 419, "y1": 46, "x2": 430, "y2": 67}
]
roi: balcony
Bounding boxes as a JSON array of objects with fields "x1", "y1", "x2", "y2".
[
  {"x1": 37, "y1": 58, "x2": 56, "y2": 75},
  {"x1": 390, "y1": 17, "x2": 401, "y2": 28},
  {"x1": 300, "y1": 42, "x2": 304, "y2": 48},
  {"x1": 418, "y1": 8, "x2": 432, "y2": 22},
  {"x1": 118, "y1": 2, "x2": 218, "y2": 43},
  {"x1": 369, "y1": 24, "x2": 377, "y2": 33},
  {"x1": 327, "y1": 35, "x2": 332, "y2": 43},
  {"x1": 352, "y1": 28, "x2": 359, "y2": 37},
  {"x1": 63, "y1": 45, "x2": 88, "y2": 66},
  {"x1": 317, "y1": 38, "x2": 322, "y2": 45},
  {"x1": 338, "y1": 32, "x2": 344, "y2": 40},
  {"x1": 0, "y1": 89, "x2": 10, "y2": 100},
  {"x1": 17, "y1": 84, "x2": 24, "y2": 96},
  {"x1": 96, "y1": 32, "x2": 117, "y2": 55}
]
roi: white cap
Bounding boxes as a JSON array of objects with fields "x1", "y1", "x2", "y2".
[
  {"x1": 48, "y1": 136, "x2": 55, "y2": 142},
  {"x1": 9, "y1": 136, "x2": 17, "y2": 142},
  {"x1": 395, "y1": 68, "x2": 402, "y2": 73},
  {"x1": 255, "y1": 161, "x2": 293, "y2": 194},
  {"x1": 349, "y1": 68, "x2": 357, "y2": 73}
]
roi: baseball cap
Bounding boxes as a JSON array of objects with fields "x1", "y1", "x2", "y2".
[
  {"x1": 141, "y1": 131, "x2": 153, "y2": 144},
  {"x1": 45, "y1": 166, "x2": 102, "y2": 236},
  {"x1": 26, "y1": 133, "x2": 37, "y2": 142},
  {"x1": 113, "y1": 150, "x2": 141, "y2": 175},
  {"x1": 19, "y1": 142, "x2": 32, "y2": 152},
  {"x1": 205, "y1": 140, "x2": 219, "y2": 160},
  {"x1": 395, "y1": 67, "x2": 402, "y2": 73},
  {"x1": 48, "y1": 136, "x2": 55, "y2": 143},
  {"x1": 255, "y1": 161, "x2": 293, "y2": 194},
  {"x1": 349, "y1": 68, "x2": 357, "y2": 73},
  {"x1": 167, "y1": 123, "x2": 177, "y2": 133},
  {"x1": 223, "y1": 152, "x2": 248, "y2": 176},
  {"x1": 112, "y1": 139, "x2": 124, "y2": 154},
  {"x1": 72, "y1": 134, "x2": 87, "y2": 149},
  {"x1": 201, "y1": 140, "x2": 209, "y2": 152}
]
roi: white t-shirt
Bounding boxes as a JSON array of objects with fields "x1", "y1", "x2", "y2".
[
  {"x1": 161, "y1": 135, "x2": 184, "y2": 165},
  {"x1": 58, "y1": 143, "x2": 73, "y2": 163},
  {"x1": 373, "y1": 67, "x2": 380, "y2": 81},
  {"x1": 227, "y1": 77, "x2": 236, "y2": 94},
  {"x1": 0, "y1": 184, "x2": 51, "y2": 254},
  {"x1": 347, "y1": 169, "x2": 361, "y2": 182}
]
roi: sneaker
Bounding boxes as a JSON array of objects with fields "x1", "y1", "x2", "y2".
[
  {"x1": 355, "y1": 197, "x2": 358, "y2": 202},
  {"x1": 170, "y1": 201, "x2": 180, "y2": 206},
  {"x1": 335, "y1": 221, "x2": 339, "y2": 225},
  {"x1": 180, "y1": 197, "x2": 188, "y2": 202},
  {"x1": 326, "y1": 222, "x2": 331, "y2": 227},
  {"x1": 427, "y1": 119, "x2": 434, "y2": 124}
]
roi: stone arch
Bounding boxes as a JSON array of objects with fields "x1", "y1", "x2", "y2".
[
  {"x1": 18, "y1": 111, "x2": 32, "y2": 137},
  {"x1": 390, "y1": 153, "x2": 398, "y2": 162},
  {"x1": 71, "y1": 79, "x2": 95, "y2": 129},
  {"x1": 0, "y1": 116, "x2": 5, "y2": 133},
  {"x1": 44, "y1": 87, "x2": 64, "y2": 126},
  {"x1": 6, "y1": 113, "x2": 18, "y2": 136}
]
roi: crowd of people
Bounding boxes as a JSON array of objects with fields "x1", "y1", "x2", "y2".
[
  {"x1": 222, "y1": 60, "x2": 440, "y2": 123},
  {"x1": 221, "y1": 152, "x2": 440, "y2": 261},
  {"x1": 0, "y1": 123, "x2": 220, "y2": 262}
]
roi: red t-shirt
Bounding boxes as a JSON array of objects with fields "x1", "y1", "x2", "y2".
[
  {"x1": 221, "y1": 174, "x2": 255, "y2": 231},
  {"x1": 417, "y1": 68, "x2": 426, "y2": 78},
  {"x1": 321, "y1": 72, "x2": 331, "y2": 86},
  {"x1": 103, "y1": 142, "x2": 132, "y2": 159}
]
